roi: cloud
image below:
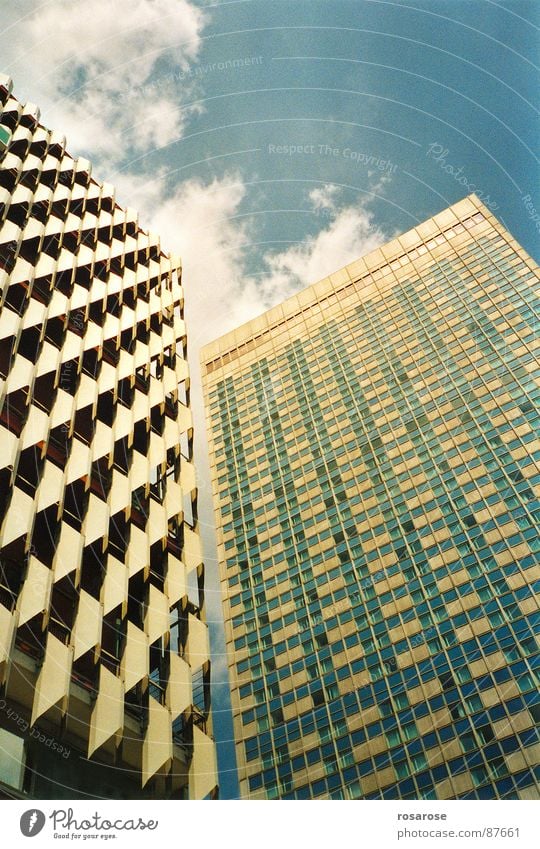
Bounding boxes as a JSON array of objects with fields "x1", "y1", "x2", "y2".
[
  {"x1": 258, "y1": 190, "x2": 388, "y2": 310},
  {"x1": 109, "y1": 172, "x2": 390, "y2": 349},
  {"x1": 4, "y1": 4, "x2": 390, "y2": 342},
  {"x1": 117, "y1": 170, "x2": 254, "y2": 348},
  {"x1": 5, "y1": 0, "x2": 206, "y2": 162},
  {"x1": 308, "y1": 183, "x2": 341, "y2": 212}
]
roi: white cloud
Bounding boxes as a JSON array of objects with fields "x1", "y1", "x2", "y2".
[
  {"x1": 259, "y1": 198, "x2": 387, "y2": 308},
  {"x1": 27, "y1": 0, "x2": 202, "y2": 74},
  {"x1": 108, "y1": 172, "x2": 390, "y2": 350},
  {"x1": 123, "y1": 171, "x2": 255, "y2": 348},
  {"x1": 308, "y1": 182, "x2": 341, "y2": 212},
  {"x1": 5, "y1": 0, "x2": 206, "y2": 162},
  {"x1": 3, "y1": 4, "x2": 390, "y2": 340}
]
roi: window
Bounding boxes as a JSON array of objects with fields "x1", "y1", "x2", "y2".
[
  {"x1": 0, "y1": 729, "x2": 25, "y2": 790},
  {"x1": 460, "y1": 732, "x2": 477, "y2": 753}
]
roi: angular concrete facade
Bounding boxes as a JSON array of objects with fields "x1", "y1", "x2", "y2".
[
  {"x1": 202, "y1": 196, "x2": 539, "y2": 800},
  {"x1": 0, "y1": 76, "x2": 217, "y2": 799}
]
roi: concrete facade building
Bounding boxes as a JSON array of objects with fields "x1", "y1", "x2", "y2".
[
  {"x1": 0, "y1": 76, "x2": 217, "y2": 800},
  {"x1": 202, "y1": 195, "x2": 539, "y2": 800}
]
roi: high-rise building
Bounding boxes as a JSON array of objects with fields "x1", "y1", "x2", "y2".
[
  {"x1": 201, "y1": 195, "x2": 539, "y2": 801},
  {"x1": 0, "y1": 76, "x2": 217, "y2": 800}
]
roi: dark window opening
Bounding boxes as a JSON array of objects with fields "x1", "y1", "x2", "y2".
[
  {"x1": 72, "y1": 652, "x2": 98, "y2": 693},
  {"x1": 47, "y1": 424, "x2": 70, "y2": 468},
  {"x1": 93, "y1": 259, "x2": 109, "y2": 284},
  {"x1": 31, "y1": 371, "x2": 55, "y2": 416},
  {"x1": 31, "y1": 275, "x2": 52, "y2": 306},
  {"x1": 109, "y1": 254, "x2": 123, "y2": 276},
  {"x1": 0, "y1": 166, "x2": 17, "y2": 192},
  {"x1": 39, "y1": 169, "x2": 58, "y2": 190},
  {"x1": 18, "y1": 235, "x2": 41, "y2": 265},
  {"x1": 89, "y1": 455, "x2": 111, "y2": 501},
  {"x1": 112, "y1": 435, "x2": 130, "y2": 474},
  {"x1": 127, "y1": 571, "x2": 145, "y2": 629},
  {"x1": 0, "y1": 468, "x2": 10, "y2": 518},
  {"x1": 3, "y1": 281, "x2": 27, "y2": 313},
  {"x1": 17, "y1": 325, "x2": 41, "y2": 362},
  {"x1": 96, "y1": 390, "x2": 114, "y2": 426},
  {"x1": 49, "y1": 579, "x2": 77, "y2": 644},
  {"x1": 81, "y1": 347, "x2": 99, "y2": 379},
  {"x1": 80, "y1": 541, "x2": 104, "y2": 600},
  {"x1": 58, "y1": 359, "x2": 79, "y2": 396},
  {"x1": 131, "y1": 485, "x2": 148, "y2": 530},
  {"x1": 167, "y1": 516, "x2": 184, "y2": 558},
  {"x1": 122, "y1": 287, "x2": 135, "y2": 310},
  {"x1": 19, "y1": 169, "x2": 39, "y2": 191},
  {"x1": 6, "y1": 201, "x2": 28, "y2": 228},
  {"x1": 125, "y1": 681, "x2": 144, "y2": 721},
  {"x1": 30, "y1": 201, "x2": 49, "y2": 226},
  {"x1": 136, "y1": 321, "x2": 150, "y2": 344},
  {"x1": 62, "y1": 478, "x2": 87, "y2": 532},
  {"x1": 149, "y1": 639, "x2": 169, "y2": 706},
  {"x1": 101, "y1": 608, "x2": 125, "y2": 673},
  {"x1": 74, "y1": 169, "x2": 90, "y2": 189},
  {"x1": 271, "y1": 707, "x2": 284, "y2": 725},
  {"x1": 117, "y1": 377, "x2": 134, "y2": 408},
  {"x1": 120, "y1": 327, "x2": 135, "y2": 354},
  {"x1": 0, "y1": 336, "x2": 16, "y2": 379},
  {"x1": 133, "y1": 419, "x2": 149, "y2": 455},
  {"x1": 101, "y1": 338, "x2": 119, "y2": 367},
  {"x1": 150, "y1": 404, "x2": 164, "y2": 435},
  {"x1": 463, "y1": 514, "x2": 477, "y2": 528},
  {"x1": 137, "y1": 279, "x2": 149, "y2": 301},
  {"x1": 42, "y1": 232, "x2": 61, "y2": 261},
  {"x1": 61, "y1": 230, "x2": 78, "y2": 254},
  {"x1": 67, "y1": 308, "x2": 85, "y2": 337},
  {"x1": 106, "y1": 293, "x2": 121, "y2": 318},
  {"x1": 54, "y1": 268, "x2": 73, "y2": 296},
  {"x1": 97, "y1": 223, "x2": 112, "y2": 244},
  {"x1": 0, "y1": 387, "x2": 29, "y2": 435},
  {"x1": 149, "y1": 542, "x2": 166, "y2": 591},
  {"x1": 50, "y1": 198, "x2": 69, "y2": 220},
  {"x1": 68, "y1": 198, "x2": 84, "y2": 217},
  {"x1": 15, "y1": 444, "x2": 44, "y2": 497},
  {"x1": 0, "y1": 555, "x2": 23, "y2": 610},
  {"x1": 108, "y1": 511, "x2": 128, "y2": 560},
  {"x1": 173, "y1": 609, "x2": 189, "y2": 659},
  {"x1": 73, "y1": 404, "x2": 94, "y2": 444},
  {"x1": 44, "y1": 315, "x2": 65, "y2": 348},
  {"x1": 15, "y1": 617, "x2": 45, "y2": 660},
  {"x1": 87, "y1": 305, "x2": 105, "y2": 335},
  {"x1": 150, "y1": 464, "x2": 166, "y2": 504},
  {"x1": 439, "y1": 671, "x2": 457, "y2": 691}
]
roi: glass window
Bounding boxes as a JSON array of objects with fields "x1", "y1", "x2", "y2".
[{"x1": 0, "y1": 729, "x2": 25, "y2": 790}]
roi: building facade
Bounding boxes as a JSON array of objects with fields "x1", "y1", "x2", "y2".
[
  {"x1": 0, "y1": 75, "x2": 217, "y2": 800},
  {"x1": 202, "y1": 195, "x2": 539, "y2": 800}
]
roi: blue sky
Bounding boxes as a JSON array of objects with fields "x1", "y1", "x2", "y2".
[{"x1": 1, "y1": 0, "x2": 538, "y2": 799}]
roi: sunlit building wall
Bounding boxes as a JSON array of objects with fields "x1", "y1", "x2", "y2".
[
  {"x1": 0, "y1": 75, "x2": 217, "y2": 800},
  {"x1": 202, "y1": 195, "x2": 539, "y2": 800}
]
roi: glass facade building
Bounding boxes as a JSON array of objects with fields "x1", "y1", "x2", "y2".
[{"x1": 201, "y1": 195, "x2": 539, "y2": 800}]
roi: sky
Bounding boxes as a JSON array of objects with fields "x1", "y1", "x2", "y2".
[{"x1": 1, "y1": 0, "x2": 538, "y2": 799}]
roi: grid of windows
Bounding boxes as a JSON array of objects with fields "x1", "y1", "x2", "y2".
[{"x1": 202, "y1": 196, "x2": 540, "y2": 800}]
